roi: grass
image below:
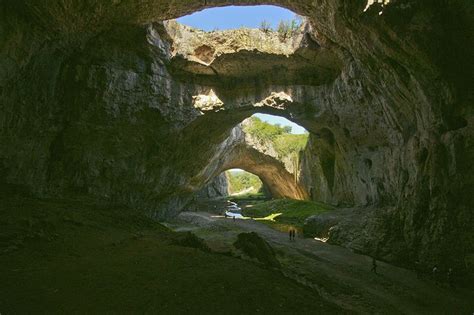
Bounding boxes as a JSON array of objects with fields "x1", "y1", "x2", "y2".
[
  {"x1": 229, "y1": 192, "x2": 266, "y2": 201},
  {"x1": 226, "y1": 171, "x2": 262, "y2": 195},
  {"x1": 242, "y1": 199, "x2": 333, "y2": 228},
  {"x1": 243, "y1": 116, "x2": 309, "y2": 160}
]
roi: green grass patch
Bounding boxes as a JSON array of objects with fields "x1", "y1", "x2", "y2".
[
  {"x1": 229, "y1": 192, "x2": 266, "y2": 201},
  {"x1": 242, "y1": 199, "x2": 333, "y2": 228},
  {"x1": 243, "y1": 117, "x2": 309, "y2": 160},
  {"x1": 226, "y1": 171, "x2": 263, "y2": 194}
]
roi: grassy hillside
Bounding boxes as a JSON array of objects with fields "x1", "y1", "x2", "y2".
[
  {"x1": 243, "y1": 116, "x2": 308, "y2": 159},
  {"x1": 242, "y1": 199, "x2": 333, "y2": 227},
  {"x1": 226, "y1": 171, "x2": 263, "y2": 194}
]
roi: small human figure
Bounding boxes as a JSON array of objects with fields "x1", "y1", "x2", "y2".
[
  {"x1": 289, "y1": 229, "x2": 292, "y2": 241},
  {"x1": 292, "y1": 229, "x2": 296, "y2": 241},
  {"x1": 414, "y1": 260, "x2": 421, "y2": 279},
  {"x1": 371, "y1": 257, "x2": 378, "y2": 274},
  {"x1": 233, "y1": 215, "x2": 236, "y2": 221},
  {"x1": 432, "y1": 264, "x2": 439, "y2": 284},
  {"x1": 447, "y1": 267, "x2": 454, "y2": 287}
]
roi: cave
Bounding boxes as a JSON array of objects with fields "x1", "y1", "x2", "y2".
[{"x1": 1, "y1": 1, "x2": 473, "y2": 313}]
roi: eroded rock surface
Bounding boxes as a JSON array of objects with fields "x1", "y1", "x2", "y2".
[{"x1": 0, "y1": 0, "x2": 472, "y2": 271}]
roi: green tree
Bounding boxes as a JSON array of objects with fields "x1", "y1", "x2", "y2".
[
  {"x1": 226, "y1": 171, "x2": 263, "y2": 194},
  {"x1": 243, "y1": 117, "x2": 309, "y2": 159}
]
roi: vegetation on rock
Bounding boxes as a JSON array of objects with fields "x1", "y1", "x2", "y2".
[
  {"x1": 257, "y1": 16, "x2": 304, "y2": 39},
  {"x1": 242, "y1": 199, "x2": 333, "y2": 227},
  {"x1": 259, "y1": 20, "x2": 272, "y2": 33},
  {"x1": 277, "y1": 17, "x2": 303, "y2": 40},
  {"x1": 226, "y1": 170, "x2": 263, "y2": 195},
  {"x1": 243, "y1": 116, "x2": 309, "y2": 159}
]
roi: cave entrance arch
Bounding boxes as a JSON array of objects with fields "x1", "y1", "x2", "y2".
[
  {"x1": 226, "y1": 169, "x2": 269, "y2": 198},
  {"x1": 194, "y1": 112, "x2": 311, "y2": 201}
]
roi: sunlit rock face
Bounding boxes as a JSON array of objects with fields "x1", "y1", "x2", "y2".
[
  {"x1": 200, "y1": 121, "x2": 309, "y2": 200},
  {"x1": 0, "y1": 1, "x2": 472, "y2": 268}
]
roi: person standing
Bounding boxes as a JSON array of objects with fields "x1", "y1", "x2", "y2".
[
  {"x1": 371, "y1": 257, "x2": 378, "y2": 274},
  {"x1": 432, "y1": 264, "x2": 439, "y2": 284},
  {"x1": 447, "y1": 267, "x2": 454, "y2": 288},
  {"x1": 414, "y1": 260, "x2": 422, "y2": 279},
  {"x1": 289, "y1": 229, "x2": 292, "y2": 241}
]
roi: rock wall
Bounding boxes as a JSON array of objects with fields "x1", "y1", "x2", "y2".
[
  {"x1": 195, "y1": 173, "x2": 229, "y2": 199},
  {"x1": 219, "y1": 123, "x2": 309, "y2": 200},
  {"x1": 1, "y1": 1, "x2": 472, "y2": 269}
]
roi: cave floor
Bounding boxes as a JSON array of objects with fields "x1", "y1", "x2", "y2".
[
  {"x1": 165, "y1": 211, "x2": 474, "y2": 314},
  {"x1": 0, "y1": 189, "x2": 341, "y2": 314},
  {"x1": 1, "y1": 186, "x2": 472, "y2": 314}
]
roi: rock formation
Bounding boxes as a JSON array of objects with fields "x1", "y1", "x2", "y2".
[
  {"x1": 1, "y1": 1, "x2": 472, "y2": 271},
  {"x1": 195, "y1": 173, "x2": 229, "y2": 199},
  {"x1": 206, "y1": 120, "x2": 309, "y2": 200}
]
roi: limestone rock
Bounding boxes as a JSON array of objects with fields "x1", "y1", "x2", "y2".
[
  {"x1": 0, "y1": 0, "x2": 472, "y2": 271},
  {"x1": 233, "y1": 232, "x2": 280, "y2": 268}
]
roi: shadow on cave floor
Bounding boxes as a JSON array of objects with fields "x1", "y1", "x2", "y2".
[
  {"x1": 165, "y1": 210, "x2": 474, "y2": 314},
  {"x1": 1, "y1": 185, "x2": 472, "y2": 313},
  {"x1": 0, "y1": 186, "x2": 340, "y2": 314}
]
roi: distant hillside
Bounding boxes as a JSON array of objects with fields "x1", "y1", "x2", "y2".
[{"x1": 226, "y1": 171, "x2": 263, "y2": 195}]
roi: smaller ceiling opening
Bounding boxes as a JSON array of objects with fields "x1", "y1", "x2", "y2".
[
  {"x1": 176, "y1": 5, "x2": 303, "y2": 33},
  {"x1": 194, "y1": 112, "x2": 310, "y2": 200},
  {"x1": 242, "y1": 114, "x2": 309, "y2": 163},
  {"x1": 364, "y1": 0, "x2": 392, "y2": 15},
  {"x1": 252, "y1": 113, "x2": 307, "y2": 134}
]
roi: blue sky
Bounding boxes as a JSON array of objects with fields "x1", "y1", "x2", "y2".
[
  {"x1": 177, "y1": 5, "x2": 296, "y2": 31},
  {"x1": 178, "y1": 6, "x2": 305, "y2": 134}
]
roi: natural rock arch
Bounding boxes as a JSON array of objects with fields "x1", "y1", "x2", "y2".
[{"x1": 211, "y1": 121, "x2": 309, "y2": 200}]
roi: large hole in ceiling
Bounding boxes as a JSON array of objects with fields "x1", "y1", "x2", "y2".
[{"x1": 176, "y1": 5, "x2": 302, "y2": 32}]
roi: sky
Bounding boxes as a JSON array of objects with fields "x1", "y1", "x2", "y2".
[
  {"x1": 253, "y1": 114, "x2": 306, "y2": 134},
  {"x1": 177, "y1": 5, "x2": 297, "y2": 32},
  {"x1": 178, "y1": 6, "x2": 306, "y2": 135}
]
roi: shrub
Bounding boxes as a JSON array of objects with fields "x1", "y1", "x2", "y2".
[
  {"x1": 243, "y1": 117, "x2": 309, "y2": 159},
  {"x1": 273, "y1": 133, "x2": 309, "y2": 159},
  {"x1": 244, "y1": 117, "x2": 289, "y2": 142},
  {"x1": 260, "y1": 20, "x2": 272, "y2": 33},
  {"x1": 277, "y1": 20, "x2": 291, "y2": 39},
  {"x1": 277, "y1": 15, "x2": 304, "y2": 40}
]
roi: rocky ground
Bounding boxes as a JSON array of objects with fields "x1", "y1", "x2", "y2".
[
  {"x1": 0, "y1": 187, "x2": 341, "y2": 314},
  {"x1": 165, "y1": 211, "x2": 474, "y2": 314}
]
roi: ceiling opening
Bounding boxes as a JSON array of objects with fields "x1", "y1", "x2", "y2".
[
  {"x1": 176, "y1": 5, "x2": 302, "y2": 32},
  {"x1": 252, "y1": 113, "x2": 307, "y2": 135},
  {"x1": 242, "y1": 114, "x2": 309, "y2": 159}
]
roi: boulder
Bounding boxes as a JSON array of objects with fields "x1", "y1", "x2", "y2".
[{"x1": 233, "y1": 232, "x2": 280, "y2": 268}]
